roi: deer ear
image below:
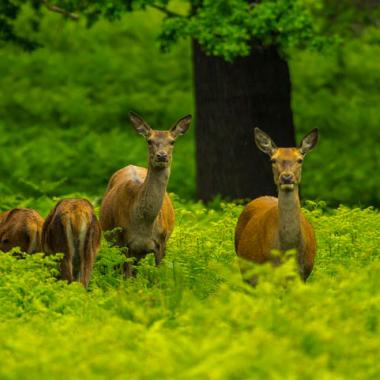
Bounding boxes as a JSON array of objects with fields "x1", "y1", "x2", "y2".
[
  {"x1": 299, "y1": 128, "x2": 318, "y2": 155},
  {"x1": 170, "y1": 115, "x2": 192, "y2": 139},
  {"x1": 129, "y1": 111, "x2": 151, "y2": 137},
  {"x1": 254, "y1": 128, "x2": 277, "y2": 156}
]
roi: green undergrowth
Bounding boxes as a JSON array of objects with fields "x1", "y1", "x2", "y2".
[{"x1": 0, "y1": 195, "x2": 379, "y2": 379}]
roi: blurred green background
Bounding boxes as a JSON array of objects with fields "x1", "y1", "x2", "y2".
[
  {"x1": 0, "y1": 6, "x2": 379, "y2": 206},
  {"x1": 0, "y1": 5, "x2": 380, "y2": 378}
]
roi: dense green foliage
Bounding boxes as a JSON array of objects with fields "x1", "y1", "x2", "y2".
[
  {"x1": 0, "y1": 8, "x2": 195, "y2": 198},
  {"x1": 0, "y1": 194, "x2": 379, "y2": 379},
  {"x1": 0, "y1": 7, "x2": 379, "y2": 205},
  {"x1": 0, "y1": 0, "x2": 337, "y2": 61},
  {"x1": 292, "y1": 26, "x2": 380, "y2": 206},
  {"x1": 0, "y1": 2, "x2": 379, "y2": 379}
]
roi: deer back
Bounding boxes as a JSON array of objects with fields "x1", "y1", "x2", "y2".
[
  {"x1": 0, "y1": 208, "x2": 44, "y2": 253},
  {"x1": 42, "y1": 199, "x2": 101, "y2": 286},
  {"x1": 235, "y1": 196, "x2": 316, "y2": 276},
  {"x1": 100, "y1": 165, "x2": 175, "y2": 242}
]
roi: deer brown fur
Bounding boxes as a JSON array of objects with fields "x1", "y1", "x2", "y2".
[
  {"x1": 42, "y1": 199, "x2": 101, "y2": 287},
  {"x1": 235, "y1": 128, "x2": 318, "y2": 282},
  {"x1": 0, "y1": 208, "x2": 44, "y2": 253},
  {"x1": 100, "y1": 112, "x2": 191, "y2": 276}
]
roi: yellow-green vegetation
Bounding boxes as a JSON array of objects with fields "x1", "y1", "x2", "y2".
[
  {"x1": 0, "y1": 4, "x2": 379, "y2": 379},
  {"x1": 0, "y1": 195, "x2": 379, "y2": 379}
]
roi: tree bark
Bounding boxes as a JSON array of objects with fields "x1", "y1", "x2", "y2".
[{"x1": 193, "y1": 40, "x2": 296, "y2": 202}]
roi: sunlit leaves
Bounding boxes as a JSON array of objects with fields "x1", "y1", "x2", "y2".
[
  {"x1": 0, "y1": 0, "x2": 342, "y2": 60},
  {"x1": 0, "y1": 198, "x2": 380, "y2": 377}
]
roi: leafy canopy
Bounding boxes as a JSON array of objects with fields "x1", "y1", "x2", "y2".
[{"x1": 0, "y1": 0, "x2": 343, "y2": 61}]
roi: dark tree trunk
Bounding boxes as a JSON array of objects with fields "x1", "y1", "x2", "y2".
[{"x1": 193, "y1": 40, "x2": 296, "y2": 202}]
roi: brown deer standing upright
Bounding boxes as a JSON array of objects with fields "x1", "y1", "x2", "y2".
[
  {"x1": 235, "y1": 128, "x2": 318, "y2": 282},
  {"x1": 42, "y1": 199, "x2": 101, "y2": 287},
  {"x1": 0, "y1": 208, "x2": 44, "y2": 253},
  {"x1": 100, "y1": 112, "x2": 192, "y2": 276}
]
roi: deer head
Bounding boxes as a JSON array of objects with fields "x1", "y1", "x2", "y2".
[
  {"x1": 254, "y1": 128, "x2": 318, "y2": 191},
  {"x1": 129, "y1": 112, "x2": 192, "y2": 169}
]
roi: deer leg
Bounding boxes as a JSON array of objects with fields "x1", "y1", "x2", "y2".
[
  {"x1": 238, "y1": 260, "x2": 259, "y2": 287},
  {"x1": 60, "y1": 256, "x2": 73, "y2": 283},
  {"x1": 122, "y1": 246, "x2": 134, "y2": 278},
  {"x1": 123, "y1": 248, "x2": 143, "y2": 278},
  {"x1": 80, "y1": 248, "x2": 95, "y2": 288},
  {"x1": 154, "y1": 242, "x2": 166, "y2": 266},
  {"x1": 240, "y1": 267, "x2": 258, "y2": 287},
  {"x1": 123, "y1": 261, "x2": 134, "y2": 278},
  {"x1": 301, "y1": 264, "x2": 312, "y2": 282},
  {"x1": 296, "y1": 252, "x2": 309, "y2": 282}
]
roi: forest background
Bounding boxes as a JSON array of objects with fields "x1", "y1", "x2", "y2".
[
  {"x1": 0, "y1": 2, "x2": 380, "y2": 379},
  {"x1": 0, "y1": 3, "x2": 379, "y2": 207}
]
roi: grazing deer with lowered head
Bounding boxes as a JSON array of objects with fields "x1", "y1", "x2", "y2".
[
  {"x1": 42, "y1": 199, "x2": 101, "y2": 287},
  {"x1": 0, "y1": 208, "x2": 44, "y2": 253},
  {"x1": 100, "y1": 112, "x2": 192, "y2": 276},
  {"x1": 235, "y1": 128, "x2": 318, "y2": 283}
]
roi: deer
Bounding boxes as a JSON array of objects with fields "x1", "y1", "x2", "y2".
[
  {"x1": 0, "y1": 208, "x2": 44, "y2": 254},
  {"x1": 42, "y1": 198, "x2": 101, "y2": 287},
  {"x1": 235, "y1": 127, "x2": 318, "y2": 283},
  {"x1": 100, "y1": 112, "x2": 192, "y2": 276}
]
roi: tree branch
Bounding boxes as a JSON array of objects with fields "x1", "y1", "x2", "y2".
[
  {"x1": 149, "y1": 3, "x2": 185, "y2": 18},
  {"x1": 42, "y1": 0, "x2": 79, "y2": 20}
]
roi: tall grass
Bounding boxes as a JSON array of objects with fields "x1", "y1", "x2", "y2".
[{"x1": 0, "y1": 195, "x2": 379, "y2": 379}]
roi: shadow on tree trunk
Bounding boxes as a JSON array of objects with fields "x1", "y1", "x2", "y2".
[{"x1": 193, "y1": 40, "x2": 296, "y2": 202}]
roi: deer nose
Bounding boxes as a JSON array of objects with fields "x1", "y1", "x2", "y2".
[
  {"x1": 280, "y1": 173, "x2": 294, "y2": 184},
  {"x1": 156, "y1": 151, "x2": 168, "y2": 162}
]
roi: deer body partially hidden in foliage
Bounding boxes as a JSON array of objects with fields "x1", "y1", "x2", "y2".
[
  {"x1": 100, "y1": 112, "x2": 192, "y2": 276},
  {"x1": 42, "y1": 199, "x2": 101, "y2": 287},
  {"x1": 235, "y1": 128, "x2": 318, "y2": 282},
  {"x1": 0, "y1": 208, "x2": 44, "y2": 254}
]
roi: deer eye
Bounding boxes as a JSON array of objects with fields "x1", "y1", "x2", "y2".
[
  {"x1": 270, "y1": 159, "x2": 276, "y2": 164},
  {"x1": 297, "y1": 158, "x2": 303, "y2": 164},
  {"x1": 147, "y1": 139, "x2": 153, "y2": 145},
  {"x1": 169, "y1": 140, "x2": 175, "y2": 145}
]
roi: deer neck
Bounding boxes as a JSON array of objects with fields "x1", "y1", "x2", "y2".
[
  {"x1": 134, "y1": 164, "x2": 170, "y2": 226},
  {"x1": 278, "y1": 187, "x2": 302, "y2": 251}
]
